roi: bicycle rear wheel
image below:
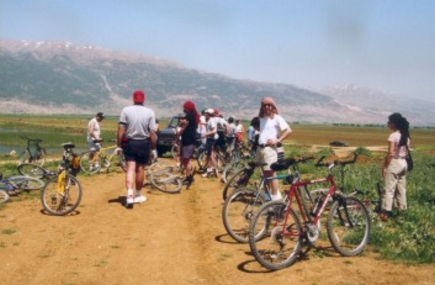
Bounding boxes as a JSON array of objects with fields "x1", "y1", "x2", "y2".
[
  {"x1": 249, "y1": 200, "x2": 302, "y2": 270},
  {"x1": 79, "y1": 151, "x2": 102, "y2": 174},
  {"x1": 222, "y1": 188, "x2": 265, "y2": 243},
  {"x1": 41, "y1": 173, "x2": 82, "y2": 216},
  {"x1": 0, "y1": 190, "x2": 10, "y2": 204},
  {"x1": 148, "y1": 163, "x2": 182, "y2": 194},
  {"x1": 17, "y1": 163, "x2": 46, "y2": 179},
  {"x1": 327, "y1": 196, "x2": 371, "y2": 256}
]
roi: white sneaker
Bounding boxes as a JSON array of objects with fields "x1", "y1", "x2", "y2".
[
  {"x1": 126, "y1": 195, "x2": 134, "y2": 206},
  {"x1": 134, "y1": 195, "x2": 147, "y2": 204}
]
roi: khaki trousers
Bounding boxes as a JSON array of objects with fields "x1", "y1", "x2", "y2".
[{"x1": 382, "y1": 158, "x2": 408, "y2": 211}]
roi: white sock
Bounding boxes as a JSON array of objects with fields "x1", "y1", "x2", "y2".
[
  {"x1": 271, "y1": 191, "x2": 282, "y2": 201},
  {"x1": 127, "y1": 189, "x2": 134, "y2": 197}
]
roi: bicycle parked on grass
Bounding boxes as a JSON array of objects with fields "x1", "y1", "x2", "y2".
[
  {"x1": 18, "y1": 137, "x2": 47, "y2": 166},
  {"x1": 79, "y1": 139, "x2": 127, "y2": 174},
  {"x1": 222, "y1": 156, "x2": 314, "y2": 243},
  {"x1": 0, "y1": 173, "x2": 45, "y2": 204},
  {"x1": 248, "y1": 154, "x2": 371, "y2": 270},
  {"x1": 40, "y1": 142, "x2": 83, "y2": 216}
]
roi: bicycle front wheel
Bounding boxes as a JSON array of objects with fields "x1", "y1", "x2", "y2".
[
  {"x1": 222, "y1": 167, "x2": 255, "y2": 201},
  {"x1": 79, "y1": 151, "x2": 102, "y2": 174},
  {"x1": 41, "y1": 173, "x2": 82, "y2": 216},
  {"x1": 249, "y1": 200, "x2": 302, "y2": 270},
  {"x1": 221, "y1": 160, "x2": 246, "y2": 184},
  {"x1": 327, "y1": 196, "x2": 371, "y2": 256},
  {"x1": 222, "y1": 188, "x2": 265, "y2": 243}
]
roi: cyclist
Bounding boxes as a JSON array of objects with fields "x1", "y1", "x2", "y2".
[
  {"x1": 256, "y1": 97, "x2": 292, "y2": 201},
  {"x1": 117, "y1": 90, "x2": 157, "y2": 207},
  {"x1": 87, "y1": 112, "x2": 105, "y2": 169}
]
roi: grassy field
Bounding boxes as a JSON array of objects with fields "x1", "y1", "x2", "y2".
[
  {"x1": 1, "y1": 114, "x2": 435, "y2": 264},
  {"x1": 1, "y1": 114, "x2": 435, "y2": 151}
]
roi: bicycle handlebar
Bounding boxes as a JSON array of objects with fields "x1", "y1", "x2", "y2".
[{"x1": 21, "y1": 136, "x2": 42, "y2": 144}]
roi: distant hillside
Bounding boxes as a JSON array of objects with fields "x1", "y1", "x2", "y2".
[{"x1": 1, "y1": 39, "x2": 434, "y2": 126}]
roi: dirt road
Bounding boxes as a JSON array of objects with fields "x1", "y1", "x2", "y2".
[{"x1": 0, "y1": 161, "x2": 433, "y2": 285}]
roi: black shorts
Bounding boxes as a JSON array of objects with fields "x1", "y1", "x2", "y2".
[
  {"x1": 123, "y1": 139, "x2": 151, "y2": 165},
  {"x1": 205, "y1": 138, "x2": 215, "y2": 156}
]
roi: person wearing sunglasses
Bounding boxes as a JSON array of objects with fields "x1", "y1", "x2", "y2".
[{"x1": 257, "y1": 97, "x2": 292, "y2": 201}]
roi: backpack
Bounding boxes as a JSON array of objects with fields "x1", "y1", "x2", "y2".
[{"x1": 217, "y1": 121, "x2": 225, "y2": 135}]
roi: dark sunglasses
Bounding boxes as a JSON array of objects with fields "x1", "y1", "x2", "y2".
[{"x1": 262, "y1": 104, "x2": 273, "y2": 107}]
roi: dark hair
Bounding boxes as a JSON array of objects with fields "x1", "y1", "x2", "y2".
[
  {"x1": 250, "y1": 116, "x2": 260, "y2": 128},
  {"x1": 228, "y1": 117, "x2": 234, "y2": 123},
  {"x1": 388, "y1": 112, "x2": 411, "y2": 146}
]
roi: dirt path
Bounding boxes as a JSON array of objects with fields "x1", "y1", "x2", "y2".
[{"x1": 0, "y1": 160, "x2": 434, "y2": 285}]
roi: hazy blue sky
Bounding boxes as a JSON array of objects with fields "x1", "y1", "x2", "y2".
[{"x1": 1, "y1": 0, "x2": 435, "y2": 101}]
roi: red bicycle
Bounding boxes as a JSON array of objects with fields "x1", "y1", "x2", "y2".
[{"x1": 248, "y1": 154, "x2": 371, "y2": 270}]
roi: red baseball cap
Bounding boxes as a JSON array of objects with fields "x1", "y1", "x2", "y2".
[{"x1": 133, "y1": 90, "x2": 145, "y2": 103}]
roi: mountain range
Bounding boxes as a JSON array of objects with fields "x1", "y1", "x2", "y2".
[{"x1": 1, "y1": 39, "x2": 434, "y2": 126}]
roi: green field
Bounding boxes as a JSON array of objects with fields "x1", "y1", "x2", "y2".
[{"x1": 1, "y1": 114, "x2": 434, "y2": 151}]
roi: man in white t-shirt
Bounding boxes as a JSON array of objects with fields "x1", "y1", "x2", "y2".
[
  {"x1": 87, "y1": 112, "x2": 105, "y2": 151},
  {"x1": 256, "y1": 97, "x2": 292, "y2": 201}
]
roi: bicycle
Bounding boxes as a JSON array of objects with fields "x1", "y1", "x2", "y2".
[
  {"x1": 0, "y1": 173, "x2": 45, "y2": 204},
  {"x1": 18, "y1": 136, "x2": 47, "y2": 166},
  {"x1": 17, "y1": 162, "x2": 58, "y2": 180},
  {"x1": 222, "y1": 156, "x2": 314, "y2": 243},
  {"x1": 40, "y1": 142, "x2": 83, "y2": 216},
  {"x1": 79, "y1": 139, "x2": 127, "y2": 174},
  {"x1": 145, "y1": 161, "x2": 183, "y2": 193},
  {"x1": 248, "y1": 154, "x2": 371, "y2": 270},
  {"x1": 221, "y1": 142, "x2": 255, "y2": 184}
]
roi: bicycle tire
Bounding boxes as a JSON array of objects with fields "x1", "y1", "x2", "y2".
[
  {"x1": 171, "y1": 143, "x2": 179, "y2": 160},
  {"x1": 79, "y1": 151, "x2": 102, "y2": 174},
  {"x1": 221, "y1": 160, "x2": 246, "y2": 184},
  {"x1": 196, "y1": 151, "x2": 208, "y2": 171},
  {"x1": 3, "y1": 176, "x2": 45, "y2": 193},
  {"x1": 249, "y1": 200, "x2": 302, "y2": 270},
  {"x1": 222, "y1": 188, "x2": 265, "y2": 243},
  {"x1": 148, "y1": 163, "x2": 182, "y2": 194},
  {"x1": 41, "y1": 173, "x2": 82, "y2": 216},
  {"x1": 222, "y1": 167, "x2": 255, "y2": 201},
  {"x1": 106, "y1": 149, "x2": 127, "y2": 173},
  {"x1": 327, "y1": 195, "x2": 371, "y2": 256},
  {"x1": 17, "y1": 163, "x2": 46, "y2": 179},
  {"x1": 0, "y1": 190, "x2": 10, "y2": 204}
]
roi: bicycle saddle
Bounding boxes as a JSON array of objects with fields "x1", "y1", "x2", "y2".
[
  {"x1": 270, "y1": 158, "x2": 296, "y2": 171},
  {"x1": 61, "y1": 142, "x2": 75, "y2": 149}
]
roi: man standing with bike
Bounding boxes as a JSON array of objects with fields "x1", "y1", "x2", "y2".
[
  {"x1": 87, "y1": 112, "x2": 105, "y2": 151},
  {"x1": 257, "y1": 97, "x2": 292, "y2": 201},
  {"x1": 117, "y1": 90, "x2": 157, "y2": 207}
]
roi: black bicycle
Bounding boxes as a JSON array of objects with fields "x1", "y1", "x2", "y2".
[{"x1": 19, "y1": 137, "x2": 47, "y2": 166}]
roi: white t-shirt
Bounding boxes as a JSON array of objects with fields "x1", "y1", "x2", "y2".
[
  {"x1": 258, "y1": 115, "x2": 290, "y2": 145},
  {"x1": 206, "y1": 117, "x2": 218, "y2": 140},
  {"x1": 87, "y1": 118, "x2": 101, "y2": 142}
]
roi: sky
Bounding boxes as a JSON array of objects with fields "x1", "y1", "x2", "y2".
[{"x1": 1, "y1": 0, "x2": 435, "y2": 102}]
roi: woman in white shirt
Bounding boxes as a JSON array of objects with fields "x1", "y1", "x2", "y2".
[{"x1": 379, "y1": 112, "x2": 411, "y2": 221}]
